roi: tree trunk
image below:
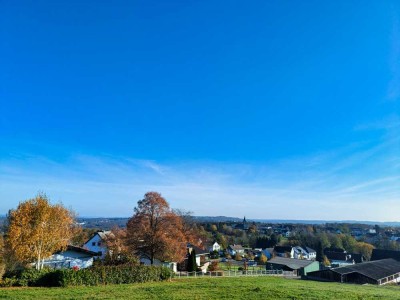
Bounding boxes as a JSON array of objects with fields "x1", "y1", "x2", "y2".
[{"x1": 36, "y1": 250, "x2": 41, "y2": 271}]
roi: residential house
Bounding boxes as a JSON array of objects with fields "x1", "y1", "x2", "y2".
[
  {"x1": 325, "y1": 252, "x2": 354, "y2": 267},
  {"x1": 293, "y1": 246, "x2": 317, "y2": 260},
  {"x1": 262, "y1": 248, "x2": 274, "y2": 260},
  {"x1": 41, "y1": 245, "x2": 100, "y2": 269},
  {"x1": 83, "y1": 230, "x2": 114, "y2": 259},
  {"x1": 304, "y1": 247, "x2": 317, "y2": 260},
  {"x1": 189, "y1": 245, "x2": 209, "y2": 267},
  {"x1": 139, "y1": 253, "x2": 177, "y2": 273},
  {"x1": 228, "y1": 244, "x2": 245, "y2": 256},
  {"x1": 324, "y1": 248, "x2": 364, "y2": 267},
  {"x1": 274, "y1": 246, "x2": 294, "y2": 258},
  {"x1": 209, "y1": 242, "x2": 221, "y2": 252}
]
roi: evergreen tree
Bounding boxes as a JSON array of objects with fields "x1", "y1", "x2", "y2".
[
  {"x1": 191, "y1": 248, "x2": 197, "y2": 271},
  {"x1": 187, "y1": 248, "x2": 197, "y2": 272},
  {"x1": 316, "y1": 240, "x2": 324, "y2": 262}
]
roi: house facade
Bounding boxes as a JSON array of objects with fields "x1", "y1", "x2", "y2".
[
  {"x1": 41, "y1": 245, "x2": 99, "y2": 269},
  {"x1": 274, "y1": 246, "x2": 295, "y2": 258},
  {"x1": 293, "y1": 246, "x2": 317, "y2": 260},
  {"x1": 83, "y1": 230, "x2": 113, "y2": 259},
  {"x1": 209, "y1": 242, "x2": 221, "y2": 252},
  {"x1": 139, "y1": 254, "x2": 178, "y2": 273},
  {"x1": 228, "y1": 244, "x2": 245, "y2": 256}
]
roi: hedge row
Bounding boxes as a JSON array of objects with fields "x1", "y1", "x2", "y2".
[{"x1": 1, "y1": 265, "x2": 173, "y2": 287}]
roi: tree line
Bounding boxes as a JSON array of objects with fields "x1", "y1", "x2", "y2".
[{"x1": 0, "y1": 192, "x2": 201, "y2": 276}]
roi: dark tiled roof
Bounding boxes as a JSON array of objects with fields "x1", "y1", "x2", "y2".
[
  {"x1": 324, "y1": 247, "x2": 345, "y2": 254},
  {"x1": 268, "y1": 257, "x2": 316, "y2": 269},
  {"x1": 56, "y1": 245, "x2": 100, "y2": 256},
  {"x1": 229, "y1": 244, "x2": 244, "y2": 251},
  {"x1": 331, "y1": 259, "x2": 400, "y2": 281},
  {"x1": 349, "y1": 253, "x2": 364, "y2": 264},
  {"x1": 274, "y1": 246, "x2": 292, "y2": 253},
  {"x1": 325, "y1": 252, "x2": 351, "y2": 262},
  {"x1": 191, "y1": 245, "x2": 209, "y2": 256},
  {"x1": 371, "y1": 249, "x2": 400, "y2": 261},
  {"x1": 304, "y1": 247, "x2": 316, "y2": 253}
]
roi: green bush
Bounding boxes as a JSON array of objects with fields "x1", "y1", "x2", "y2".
[
  {"x1": 18, "y1": 268, "x2": 52, "y2": 287},
  {"x1": 2, "y1": 265, "x2": 174, "y2": 287},
  {"x1": 0, "y1": 277, "x2": 19, "y2": 287}
]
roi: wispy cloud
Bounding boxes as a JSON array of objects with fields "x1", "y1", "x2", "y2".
[{"x1": 0, "y1": 132, "x2": 399, "y2": 221}]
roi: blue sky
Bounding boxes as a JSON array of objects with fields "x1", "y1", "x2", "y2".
[{"x1": 1, "y1": 1, "x2": 399, "y2": 220}]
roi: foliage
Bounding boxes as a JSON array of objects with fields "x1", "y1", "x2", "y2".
[
  {"x1": 322, "y1": 255, "x2": 330, "y2": 267},
  {"x1": 187, "y1": 248, "x2": 197, "y2": 272},
  {"x1": 126, "y1": 192, "x2": 187, "y2": 264},
  {"x1": 225, "y1": 260, "x2": 233, "y2": 270},
  {"x1": 102, "y1": 227, "x2": 139, "y2": 266},
  {"x1": 208, "y1": 261, "x2": 219, "y2": 272},
  {"x1": 209, "y1": 250, "x2": 219, "y2": 259},
  {"x1": 259, "y1": 253, "x2": 268, "y2": 264},
  {"x1": 1, "y1": 265, "x2": 173, "y2": 287},
  {"x1": 5, "y1": 194, "x2": 75, "y2": 270},
  {"x1": 70, "y1": 228, "x2": 97, "y2": 247},
  {"x1": 174, "y1": 210, "x2": 203, "y2": 249},
  {"x1": 0, "y1": 234, "x2": 5, "y2": 279},
  {"x1": 234, "y1": 253, "x2": 242, "y2": 261},
  {"x1": 316, "y1": 240, "x2": 324, "y2": 262},
  {"x1": 354, "y1": 242, "x2": 375, "y2": 261}
]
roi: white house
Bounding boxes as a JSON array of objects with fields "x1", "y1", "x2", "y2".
[
  {"x1": 139, "y1": 253, "x2": 178, "y2": 273},
  {"x1": 83, "y1": 230, "x2": 113, "y2": 259},
  {"x1": 293, "y1": 246, "x2": 317, "y2": 260},
  {"x1": 228, "y1": 244, "x2": 245, "y2": 256},
  {"x1": 304, "y1": 247, "x2": 317, "y2": 260},
  {"x1": 274, "y1": 246, "x2": 295, "y2": 258},
  {"x1": 41, "y1": 245, "x2": 99, "y2": 269},
  {"x1": 209, "y1": 242, "x2": 221, "y2": 252}
]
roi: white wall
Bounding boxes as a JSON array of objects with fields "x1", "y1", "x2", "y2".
[
  {"x1": 84, "y1": 234, "x2": 107, "y2": 258},
  {"x1": 42, "y1": 250, "x2": 94, "y2": 269}
]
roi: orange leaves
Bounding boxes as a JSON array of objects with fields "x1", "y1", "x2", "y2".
[
  {"x1": 127, "y1": 192, "x2": 187, "y2": 264},
  {"x1": 6, "y1": 194, "x2": 75, "y2": 269}
]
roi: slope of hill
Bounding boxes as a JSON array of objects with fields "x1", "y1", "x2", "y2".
[{"x1": 0, "y1": 276, "x2": 399, "y2": 299}]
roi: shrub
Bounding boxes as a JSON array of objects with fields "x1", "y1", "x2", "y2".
[
  {"x1": 0, "y1": 265, "x2": 173, "y2": 287},
  {"x1": 0, "y1": 277, "x2": 19, "y2": 287},
  {"x1": 18, "y1": 268, "x2": 52, "y2": 287}
]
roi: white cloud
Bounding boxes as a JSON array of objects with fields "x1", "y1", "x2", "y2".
[{"x1": 0, "y1": 137, "x2": 399, "y2": 221}]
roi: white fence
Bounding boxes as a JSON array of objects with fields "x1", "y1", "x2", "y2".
[{"x1": 174, "y1": 269, "x2": 297, "y2": 279}]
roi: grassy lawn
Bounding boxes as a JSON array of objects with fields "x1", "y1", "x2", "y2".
[{"x1": 1, "y1": 276, "x2": 400, "y2": 299}]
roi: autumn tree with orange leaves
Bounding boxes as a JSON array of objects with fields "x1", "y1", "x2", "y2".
[
  {"x1": 126, "y1": 192, "x2": 188, "y2": 264},
  {"x1": 5, "y1": 194, "x2": 75, "y2": 270}
]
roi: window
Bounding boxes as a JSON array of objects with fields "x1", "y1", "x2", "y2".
[
  {"x1": 97, "y1": 242, "x2": 101, "y2": 246},
  {"x1": 92, "y1": 242, "x2": 95, "y2": 246}
]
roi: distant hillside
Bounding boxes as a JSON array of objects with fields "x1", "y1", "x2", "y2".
[
  {"x1": 252, "y1": 219, "x2": 400, "y2": 226},
  {"x1": 77, "y1": 217, "x2": 129, "y2": 230},
  {"x1": 1, "y1": 215, "x2": 399, "y2": 231},
  {"x1": 193, "y1": 216, "x2": 243, "y2": 223}
]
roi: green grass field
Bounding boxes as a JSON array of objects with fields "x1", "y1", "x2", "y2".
[{"x1": 0, "y1": 276, "x2": 399, "y2": 299}]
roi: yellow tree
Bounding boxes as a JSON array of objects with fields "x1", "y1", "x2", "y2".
[
  {"x1": 5, "y1": 194, "x2": 75, "y2": 270},
  {"x1": 0, "y1": 234, "x2": 5, "y2": 277},
  {"x1": 126, "y1": 192, "x2": 187, "y2": 264},
  {"x1": 354, "y1": 242, "x2": 375, "y2": 261},
  {"x1": 259, "y1": 253, "x2": 268, "y2": 264}
]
